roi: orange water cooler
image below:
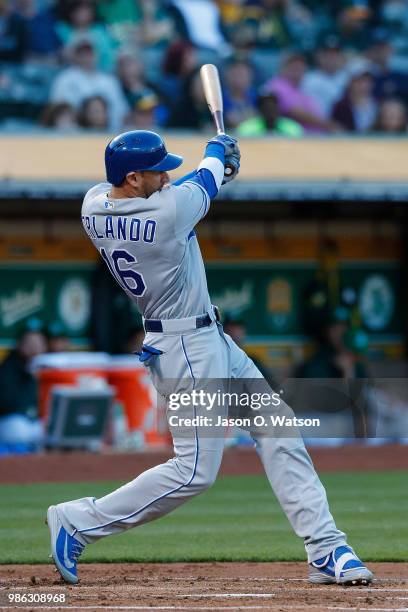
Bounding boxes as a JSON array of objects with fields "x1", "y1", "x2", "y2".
[
  {"x1": 108, "y1": 356, "x2": 170, "y2": 446},
  {"x1": 35, "y1": 353, "x2": 170, "y2": 447},
  {"x1": 35, "y1": 353, "x2": 110, "y2": 420}
]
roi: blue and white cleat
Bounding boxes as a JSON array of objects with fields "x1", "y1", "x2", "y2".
[
  {"x1": 309, "y1": 545, "x2": 373, "y2": 586},
  {"x1": 46, "y1": 505, "x2": 84, "y2": 584}
]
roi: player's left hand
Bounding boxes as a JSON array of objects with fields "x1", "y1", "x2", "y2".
[{"x1": 208, "y1": 134, "x2": 240, "y2": 158}]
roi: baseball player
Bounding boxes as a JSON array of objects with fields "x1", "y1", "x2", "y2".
[{"x1": 47, "y1": 130, "x2": 373, "y2": 587}]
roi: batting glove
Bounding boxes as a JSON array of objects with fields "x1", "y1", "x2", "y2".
[
  {"x1": 208, "y1": 134, "x2": 241, "y2": 184},
  {"x1": 222, "y1": 153, "x2": 240, "y2": 184},
  {"x1": 208, "y1": 134, "x2": 240, "y2": 158}
]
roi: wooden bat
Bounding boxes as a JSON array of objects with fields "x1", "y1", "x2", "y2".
[
  {"x1": 200, "y1": 63, "x2": 225, "y2": 136},
  {"x1": 200, "y1": 64, "x2": 234, "y2": 177}
]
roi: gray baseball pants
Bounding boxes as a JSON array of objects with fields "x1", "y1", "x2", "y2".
[{"x1": 57, "y1": 321, "x2": 346, "y2": 562}]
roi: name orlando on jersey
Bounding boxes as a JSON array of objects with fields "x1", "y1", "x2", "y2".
[{"x1": 82, "y1": 213, "x2": 157, "y2": 244}]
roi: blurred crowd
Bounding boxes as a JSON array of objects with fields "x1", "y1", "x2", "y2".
[
  {"x1": 1, "y1": 0, "x2": 408, "y2": 134},
  {"x1": 0, "y1": 318, "x2": 70, "y2": 450}
]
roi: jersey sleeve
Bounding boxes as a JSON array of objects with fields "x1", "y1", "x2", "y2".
[
  {"x1": 173, "y1": 142, "x2": 225, "y2": 237},
  {"x1": 173, "y1": 181, "x2": 210, "y2": 237}
]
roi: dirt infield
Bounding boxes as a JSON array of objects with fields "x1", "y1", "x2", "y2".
[
  {"x1": 0, "y1": 562, "x2": 407, "y2": 611},
  {"x1": 0, "y1": 444, "x2": 407, "y2": 485},
  {"x1": 1, "y1": 446, "x2": 406, "y2": 610}
]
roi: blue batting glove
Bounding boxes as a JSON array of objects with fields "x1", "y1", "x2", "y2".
[
  {"x1": 207, "y1": 134, "x2": 240, "y2": 158},
  {"x1": 207, "y1": 134, "x2": 241, "y2": 184}
]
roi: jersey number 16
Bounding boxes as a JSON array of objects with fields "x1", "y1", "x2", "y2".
[{"x1": 100, "y1": 248, "x2": 146, "y2": 297}]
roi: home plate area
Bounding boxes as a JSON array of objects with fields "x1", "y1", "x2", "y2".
[{"x1": 1, "y1": 562, "x2": 407, "y2": 612}]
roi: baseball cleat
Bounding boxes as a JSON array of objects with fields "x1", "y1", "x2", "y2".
[
  {"x1": 309, "y1": 545, "x2": 373, "y2": 586},
  {"x1": 46, "y1": 505, "x2": 84, "y2": 584}
]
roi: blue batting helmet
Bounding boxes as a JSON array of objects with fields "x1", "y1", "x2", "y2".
[{"x1": 105, "y1": 130, "x2": 183, "y2": 186}]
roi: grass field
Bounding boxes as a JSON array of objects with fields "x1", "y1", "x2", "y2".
[{"x1": 0, "y1": 471, "x2": 406, "y2": 565}]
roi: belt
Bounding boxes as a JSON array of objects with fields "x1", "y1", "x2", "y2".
[{"x1": 144, "y1": 306, "x2": 220, "y2": 333}]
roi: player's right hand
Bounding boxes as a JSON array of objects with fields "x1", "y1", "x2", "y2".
[
  {"x1": 222, "y1": 153, "x2": 240, "y2": 184},
  {"x1": 208, "y1": 134, "x2": 241, "y2": 184}
]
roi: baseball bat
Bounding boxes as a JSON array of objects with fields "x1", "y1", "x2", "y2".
[
  {"x1": 200, "y1": 64, "x2": 234, "y2": 176},
  {"x1": 200, "y1": 63, "x2": 225, "y2": 135}
]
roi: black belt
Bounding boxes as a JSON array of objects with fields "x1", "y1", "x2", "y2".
[
  {"x1": 144, "y1": 313, "x2": 211, "y2": 333},
  {"x1": 144, "y1": 306, "x2": 220, "y2": 333}
]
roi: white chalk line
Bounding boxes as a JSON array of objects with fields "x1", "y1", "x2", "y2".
[
  {"x1": 163, "y1": 577, "x2": 408, "y2": 584},
  {"x1": 175, "y1": 587, "x2": 405, "y2": 595},
  {"x1": 351, "y1": 589, "x2": 408, "y2": 593},
  {"x1": 356, "y1": 589, "x2": 408, "y2": 600},
  {"x1": 253, "y1": 587, "x2": 408, "y2": 593},
  {"x1": 182, "y1": 593, "x2": 275, "y2": 598},
  {"x1": 328, "y1": 608, "x2": 408, "y2": 612},
  {"x1": 124, "y1": 579, "x2": 406, "y2": 587}
]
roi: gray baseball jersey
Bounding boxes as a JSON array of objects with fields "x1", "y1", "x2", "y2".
[{"x1": 82, "y1": 179, "x2": 215, "y2": 320}]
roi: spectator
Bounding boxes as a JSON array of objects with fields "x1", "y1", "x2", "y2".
[
  {"x1": 57, "y1": 0, "x2": 115, "y2": 71},
  {"x1": 380, "y1": 0, "x2": 408, "y2": 52},
  {"x1": 160, "y1": 40, "x2": 197, "y2": 106},
  {"x1": 365, "y1": 28, "x2": 408, "y2": 104},
  {"x1": 40, "y1": 102, "x2": 78, "y2": 129},
  {"x1": 123, "y1": 90, "x2": 160, "y2": 130},
  {"x1": 331, "y1": 62, "x2": 377, "y2": 132},
  {"x1": 217, "y1": 0, "x2": 247, "y2": 22},
  {"x1": 296, "y1": 308, "x2": 365, "y2": 379},
  {"x1": 136, "y1": 0, "x2": 175, "y2": 49},
  {"x1": 372, "y1": 98, "x2": 408, "y2": 133},
  {"x1": 117, "y1": 51, "x2": 150, "y2": 106},
  {"x1": 294, "y1": 308, "x2": 370, "y2": 438},
  {"x1": 263, "y1": 52, "x2": 337, "y2": 132},
  {"x1": 0, "y1": 0, "x2": 27, "y2": 62},
  {"x1": 169, "y1": 0, "x2": 231, "y2": 55},
  {"x1": 50, "y1": 38, "x2": 128, "y2": 130},
  {"x1": 223, "y1": 58, "x2": 258, "y2": 128},
  {"x1": 237, "y1": 90, "x2": 304, "y2": 136},
  {"x1": 78, "y1": 95, "x2": 109, "y2": 129},
  {"x1": 229, "y1": 0, "x2": 292, "y2": 50},
  {"x1": 15, "y1": 0, "x2": 61, "y2": 62},
  {"x1": 336, "y1": 1, "x2": 373, "y2": 52},
  {"x1": 233, "y1": 0, "x2": 315, "y2": 51},
  {"x1": 217, "y1": 0, "x2": 260, "y2": 49},
  {"x1": 117, "y1": 51, "x2": 168, "y2": 126},
  {"x1": 0, "y1": 324, "x2": 47, "y2": 449},
  {"x1": 96, "y1": 0, "x2": 174, "y2": 50},
  {"x1": 96, "y1": 0, "x2": 140, "y2": 47},
  {"x1": 284, "y1": 0, "x2": 319, "y2": 51},
  {"x1": 166, "y1": 69, "x2": 212, "y2": 130},
  {"x1": 46, "y1": 322, "x2": 71, "y2": 353},
  {"x1": 302, "y1": 33, "x2": 349, "y2": 119}
]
